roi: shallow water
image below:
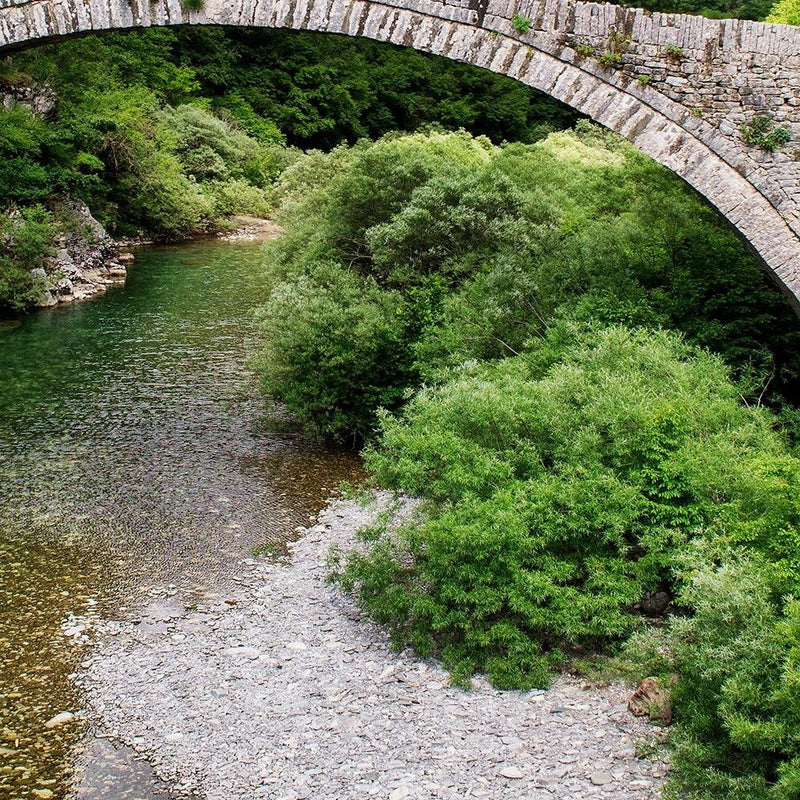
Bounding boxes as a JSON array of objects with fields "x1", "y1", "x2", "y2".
[{"x1": 0, "y1": 240, "x2": 364, "y2": 798}]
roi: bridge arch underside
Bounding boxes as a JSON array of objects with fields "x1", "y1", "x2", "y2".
[{"x1": 3, "y1": 0, "x2": 800, "y2": 310}]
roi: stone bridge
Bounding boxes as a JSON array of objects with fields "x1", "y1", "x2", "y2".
[{"x1": 2, "y1": 0, "x2": 800, "y2": 307}]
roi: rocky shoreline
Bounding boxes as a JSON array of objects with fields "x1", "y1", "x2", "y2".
[
  {"x1": 34, "y1": 199, "x2": 133, "y2": 308},
  {"x1": 34, "y1": 210, "x2": 280, "y2": 309},
  {"x1": 75, "y1": 494, "x2": 668, "y2": 800}
]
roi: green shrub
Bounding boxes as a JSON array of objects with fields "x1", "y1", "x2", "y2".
[
  {"x1": 768, "y1": 0, "x2": 800, "y2": 24},
  {"x1": 205, "y1": 178, "x2": 273, "y2": 217},
  {"x1": 0, "y1": 106, "x2": 55, "y2": 205},
  {"x1": 332, "y1": 326, "x2": 794, "y2": 688},
  {"x1": 261, "y1": 127, "x2": 800, "y2": 431},
  {"x1": 630, "y1": 558, "x2": 800, "y2": 799},
  {"x1": 0, "y1": 206, "x2": 56, "y2": 312},
  {"x1": 254, "y1": 262, "x2": 415, "y2": 443}
]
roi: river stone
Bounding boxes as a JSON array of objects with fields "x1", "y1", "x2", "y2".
[
  {"x1": 499, "y1": 766, "x2": 523, "y2": 779},
  {"x1": 590, "y1": 772, "x2": 614, "y2": 785},
  {"x1": 224, "y1": 646, "x2": 260, "y2": 660},
  {"x1": 44, "y1": 712, "x2": 75, "y2": 729}
]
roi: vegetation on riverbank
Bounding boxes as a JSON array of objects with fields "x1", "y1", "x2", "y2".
[
  {"x1": 0, "y1": 28, "x2": 574, "y2": 313},
  {"x1": 257, "y1": 125, "x2": 800, "y2": 440},
  {"x1": 253, "y1": 126, "x2": 800, "y2": 797}
]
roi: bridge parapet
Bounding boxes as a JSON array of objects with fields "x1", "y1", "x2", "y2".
[{"x1": 1, "y1": 0, "x2": 799, "y2": 306}]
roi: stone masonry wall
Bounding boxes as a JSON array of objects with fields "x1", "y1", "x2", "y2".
[{"x1": 0, "y1": 0, "x2": 799, "y2": 307}]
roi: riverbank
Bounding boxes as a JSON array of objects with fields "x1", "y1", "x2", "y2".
[
  {"x1": 24, "y1": 199, "x2": 131, "y2": 309},
  {"x1": 77, "y1": 493, "x2": 667, "y2": 800},
  {"x1": 36, "y1": 214, "x2": 281, "y2": 308},
  {"x1": 33, "y1": 214, "x2": 281, "y2": 310}
]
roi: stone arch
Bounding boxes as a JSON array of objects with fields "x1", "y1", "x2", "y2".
[{"x1": 1, "y1": 0, "x2": 799, "y2": 308}]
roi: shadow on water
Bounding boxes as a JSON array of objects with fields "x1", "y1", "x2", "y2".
[{"x1": 0, "y1": 240, "x2": 365, "y2": 798}]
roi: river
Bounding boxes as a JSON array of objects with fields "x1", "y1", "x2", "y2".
[{"x1": 0, "y1": 239, "x2": 364, "y2": 799}]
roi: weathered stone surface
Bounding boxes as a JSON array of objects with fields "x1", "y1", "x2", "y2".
[
  {"x1": 43, "y1": 711, "x2": 75, "y2": 729},
  {"x1": 39, "y1": 198, "x2": 130, "y2": 306},
  {"x1": 1, "y1": 0, "x2": 799, "y2": 308}
]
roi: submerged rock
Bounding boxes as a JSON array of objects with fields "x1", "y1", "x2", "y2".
[{"x1": 43, "y1": 712, "x2": 75, "y2": 729}]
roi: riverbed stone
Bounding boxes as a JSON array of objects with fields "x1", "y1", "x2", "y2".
[
  {"x1": 78, "y1": 494, "x2": 668, "y2": 799},
  {"x1": 43, "y1": 712, "x2": 74, "y2": 729},
  {"x1": 498, "y1": 766, "x2": 523, "y2": 779}
]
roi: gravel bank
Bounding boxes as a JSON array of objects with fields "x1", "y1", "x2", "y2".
[{"x1": 78, "y1": 495, "x2": 667, "y2": 800}]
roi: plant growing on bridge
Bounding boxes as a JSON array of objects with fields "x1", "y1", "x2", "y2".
[
  {"x1": 511, "y1": 14, "x2": 533, "y2": 33},
  {"x1": 740, "y1": 116, "x2": 792, "y2": 152},
  {"x1": 597, "y1": 51, "x2": 624, "y2": 68},
  {"x1": 597, "y1": 29, "x2": 631, "y2": 68},
  {"x1": 664, "y1": 43, "x2": 684, "y2": 60},
  {"x1": 574, "y1": 42, "x2": 595, "y2": 58}
]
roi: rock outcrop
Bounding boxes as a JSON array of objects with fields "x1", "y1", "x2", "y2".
[{"x1": 36, "y1": 199, "x2": 132, "y2": 307}]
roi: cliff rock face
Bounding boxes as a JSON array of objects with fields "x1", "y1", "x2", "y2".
[
  {"x1": 36, "y1": 199, "x2": 132, "y2": 307},
  {"x1": 0, "y1": 81, "x2": 57, "y2": 118}
]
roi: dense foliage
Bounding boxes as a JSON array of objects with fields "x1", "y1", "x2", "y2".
[
  {"x1": 3, "y1": 33, "x2": 280, "y2": 238},
  {"x1": 608, "y1": 0, "x2": 775, "y2": 19},
  {"x1": 335, "y1": 327, "x2": 797, "y2": 688},
  {"x1": 0, "y1": 27, "x2": 577, "y2": 312},
  {"x1": 0, "y1": 208, "x2": 54, "y2": 312},
  {"x1": 253, "y1": 125, "x2": 800, "y2": 797},
  {"x1": 767, "y1": 0, "x2": 800, "y2": 23},
  {"x1": 257, "y1": 125, "x2": 800, "y2": 441},
  {"x1": 255, "y1": 262, "x2": 413, "y2": 442},
  {"x1": 173, "y1": 28, "x2": 579, "y2": 149},
  {"x1": 628, "y1": 556, "x2": 800, "y2": 799}
]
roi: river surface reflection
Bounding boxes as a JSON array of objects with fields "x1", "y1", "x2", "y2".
[{"x1": 0, "y1": 240, "x2": 364, "y2": 798}]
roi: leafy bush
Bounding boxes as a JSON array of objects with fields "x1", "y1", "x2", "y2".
[
  {"x1": 332, "y1": 326, "x2": 795, "y2": 688},
  {"x1": 768, "y1": 0, "x2": 800, "y2": 24},
  {"x1": 254, "y1": 262, "x2": 414, "y2": 443},
  {"x1": 409, "y1": 127, "x2": 800, "y2": 414},
  {"x1": 0, "y1": 206, "x2": 55, "y2": 312},
  {"x1": 0, "y1": 106, "x2": 54, "y2": 205},
  {"x1": 258, "y1": 127, "x2": 800, "y2": 441},
  {"x1": 174, "y1": 28, "x2": 578, "y2": 148},
  {"x1": 629, "y1": 558, "x2": 800, "y2": 799},
  {"x1": 205, "y1": 178, "x2": 273, "y2": 218}
]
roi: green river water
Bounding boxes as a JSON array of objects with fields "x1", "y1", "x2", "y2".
[{"x1": 0, "y1": 240, "x2": 364, "y2": 799}]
